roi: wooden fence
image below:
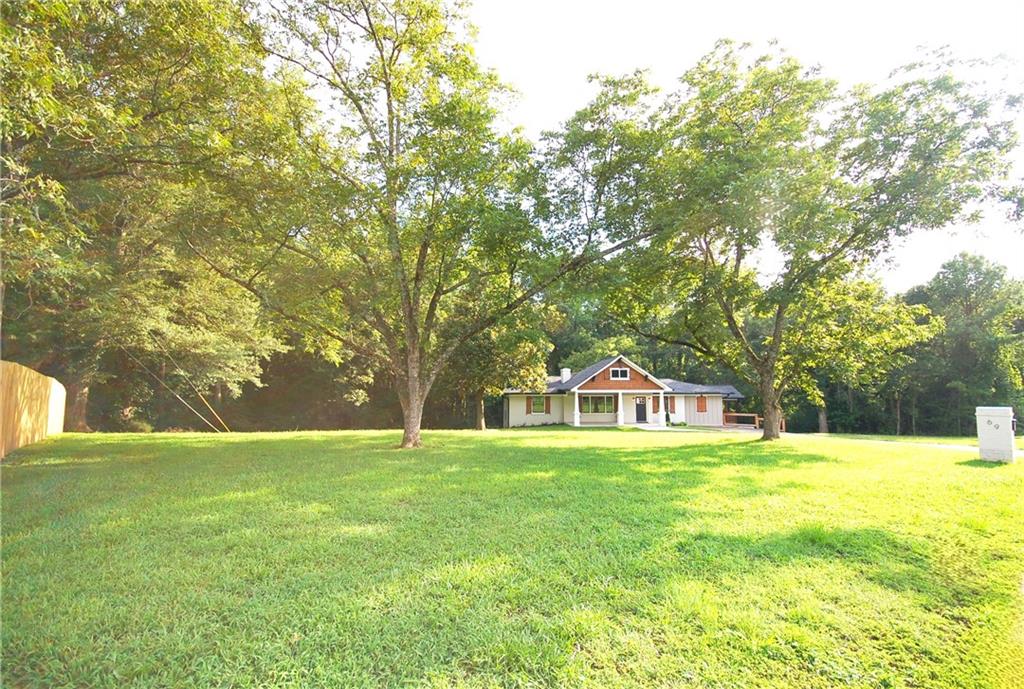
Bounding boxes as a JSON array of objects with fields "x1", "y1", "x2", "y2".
[{"x1": 1, "y1": 361, "x2": 66, "y2": 458}]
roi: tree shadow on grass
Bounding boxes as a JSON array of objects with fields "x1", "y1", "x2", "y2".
[
  {"x1": 1, "y1": 429, "x2": 996, "y2": 687},
  {"x1": 671, "y1": 524, "x2": 989, "y2": 607}
]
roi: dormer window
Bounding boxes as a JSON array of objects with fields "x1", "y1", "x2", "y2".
[{"x1": 610, "y1": 367, "x2": 629, "y2": 380}]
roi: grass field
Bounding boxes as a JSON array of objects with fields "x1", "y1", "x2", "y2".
[
  {"x1": 818, "y1": 433, "x2": 1024, "y2": 450},
  {"x1": 2, "y1": 429, "x2": 1022, "y2": 688}
]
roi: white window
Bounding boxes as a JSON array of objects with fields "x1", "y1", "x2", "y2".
[
  {"x1": 610, "y1": 367, "x2": 629, "y2": 380},
  {"x1": 531, "y1": 396, "x2": 546, "y2": 414},
  {"x1": 580, "y1": 395, "x2": 615, "y2": 413}
]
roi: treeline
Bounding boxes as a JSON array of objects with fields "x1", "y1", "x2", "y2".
[
  {"x1": 789, "y1": 254, "x2": 1024, "y2": 435},
  {"x1": 2, "y1": 0, "x2": 1021, "y2": 442},
  {"x1": 71, "y1": 252, "x2": 1023, "y2": 437}
]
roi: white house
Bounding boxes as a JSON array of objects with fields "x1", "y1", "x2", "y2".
[{"x1": 502, "y1": 354, "x2": 744, "y2": 428}]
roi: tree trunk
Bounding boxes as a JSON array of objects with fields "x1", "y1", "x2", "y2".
[
  {"x1": 400, "y1": 396, "x2": 424, "y2": 448},
  {"x1": 396, "y1": 367, "x2": 430, "y2": 448},
  {"x1": 474, "y1": 390, "x2": 486, "y2": 430},
  {"x1": 894, "y1": 391, "x2": 902, "y2": 436},
  {"x1": 817, "y1": 405, "x2": 829, "y2": 433},
  {"x1": 64, "y1": 378, "x2": 92, "y2": 432},
  {"x1": 955, "y1": 390, "x2": 962, "y2": 436},
  {"x1": 760, "y1": 381, "x2": 783, "y2": 441}
]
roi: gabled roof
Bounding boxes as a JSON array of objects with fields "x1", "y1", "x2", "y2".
[
  {"x1": 567, "y1": 354, "x2": 673, "y2": 391},
  {"x1": 660, "y1": 378, "x2": 745, "y2": 400},
  {"x1": 553, "y1": 356, "x2": 618, "y2": 391}
]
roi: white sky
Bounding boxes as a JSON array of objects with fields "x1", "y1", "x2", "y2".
[{"x1": 469, "y1": 0, "x2": 1024, "y2": 293}]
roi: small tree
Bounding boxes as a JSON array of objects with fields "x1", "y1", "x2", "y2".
[
  {"x1": 442, "y1": 311, "x2": 551, "y2": 430},
  {"x1": 786, "y1": 280, "x2": 941, "y2": 433}
]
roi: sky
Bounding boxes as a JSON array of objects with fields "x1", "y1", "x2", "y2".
[{"x1": 468, "y1": 0, "x2": 1024, "y2": 293}]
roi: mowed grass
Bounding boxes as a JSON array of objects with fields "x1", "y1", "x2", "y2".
[
  {"x1": 2, "y1": 429, "x2": 1023, "y2": 689},
  {"x1": 820, "y1": 433, "x2": 1024, "y2": 450}
]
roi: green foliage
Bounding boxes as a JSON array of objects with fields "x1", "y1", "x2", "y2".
[
  {"x1": 442, "y1": 309, "x2": 554, "y2": 399},
  {"x1": 785, "y1": 279, "x2": 942, "y2": 406},
  {"x1": 560, "y1": 334, "x2": 644, "y2": 373},
  {"x1": 1, "y1": 0, "x2": 272, "y2": 284},
  {"x1": 1, "y1": 0, "x2": 307, "y2": 427},
  {"x1": 564, "y1": 42, "x2": 1021, "y2": 437},
  {"x1": 785, "y1": 254, "x2": 1024, "y2": 434},
  {"x1": 897, "y1": 253, "x2": 1024, "y2": 434},
  {"x1": 3, "y1": 430, "x2": 1022, "y2": 686}
]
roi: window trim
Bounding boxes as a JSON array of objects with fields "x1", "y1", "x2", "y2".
[
  {"x1": 530, "y1": 396, "x2": 547, "y2": 414},
  {"x1": 609, "y1": 367, "x2": 630, "y2": 380}
]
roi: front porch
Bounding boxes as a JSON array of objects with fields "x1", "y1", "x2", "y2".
[{"x1": 570, "y1": 390, "x2": 667, "y2": 427}]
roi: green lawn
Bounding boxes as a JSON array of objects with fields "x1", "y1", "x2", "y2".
[
  {"x1": 2, "y1": 429, "x2": 1022, "y2": 688},
  {"x1": 818, "y1": 433, "x2": 1024, "y2": 450}
]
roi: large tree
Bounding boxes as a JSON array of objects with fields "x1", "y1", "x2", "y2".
[
  {"x1": 1, "y1": 0, "x2": 303, "y2": 429},
  {"x1": 1, "y1": 0, "x2": 272, "y2": 286},
  {"x1": 183, "y1": 0, "x2": 653, "y2": 447},
  {"x1": 589, "y1": 43, "x2": 1020, "y2": 438}
]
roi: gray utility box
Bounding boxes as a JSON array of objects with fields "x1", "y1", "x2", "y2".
[{"x1": 975, "y1": 407, "x2": 1016, "y2": 463}]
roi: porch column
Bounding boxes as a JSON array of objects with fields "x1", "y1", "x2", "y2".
[
  {"x1": 616, "y1": 392, "x2": 624, "y2": 426},
  {"x1": 572, "y1": 392, "x2": 580, "y2": 427},
  {"x1": 657, "y1": 391, "x2": 665, "y2": 426}
]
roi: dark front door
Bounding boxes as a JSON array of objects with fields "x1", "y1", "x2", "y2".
[{"x1": 635, "y1": 396, "x2": 647, "y2": 422}]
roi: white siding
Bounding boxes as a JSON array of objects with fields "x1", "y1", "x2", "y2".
[
  {"x1": 506, "y1": 392, "x2": 725, "y2": 427},
  {"x1": 506, "y1": 395, "x2": 565, "y2": 427},
  {"x1": 624, "y1": 394, "x2": 654, "y2": 424},
  {"x1": 681, "y1": 395, "x2": 724, "y2": 426},
  {"x1": 624, "y1": 394, "x2": 637, "y2": 424},
  {"x1": 667, "y1": 396, "x2": 686, "y2": 425},
  {"x1": 580, "y1": 412, "x2": 616, "y2": 424}
]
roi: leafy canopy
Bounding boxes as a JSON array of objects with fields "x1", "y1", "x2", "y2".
[{"x1": 570, "y1": 42, "x2": 1020, "y2": 436}]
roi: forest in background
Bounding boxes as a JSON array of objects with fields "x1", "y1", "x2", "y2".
[{"x1": 49, "y1": 251, "x2": 1022, "y2": 436}]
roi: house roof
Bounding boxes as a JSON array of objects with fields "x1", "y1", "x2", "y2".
[
  {"x1": 659, "y1": 378, "x2": 745, "y2": 400},
  {"x1": 502, "y1": 356, "x2": 619, "y2": 394},
  {"x1": 554, "y1": 355, "x2": 619, "y2": 391},
  {"x1": 503, "y1": 354, "x2": 744, "y2": 399}
]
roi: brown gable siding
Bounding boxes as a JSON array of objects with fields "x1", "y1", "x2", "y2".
[{"x1": 578, "y1": 358, "x2": 663, "y2": 390}]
